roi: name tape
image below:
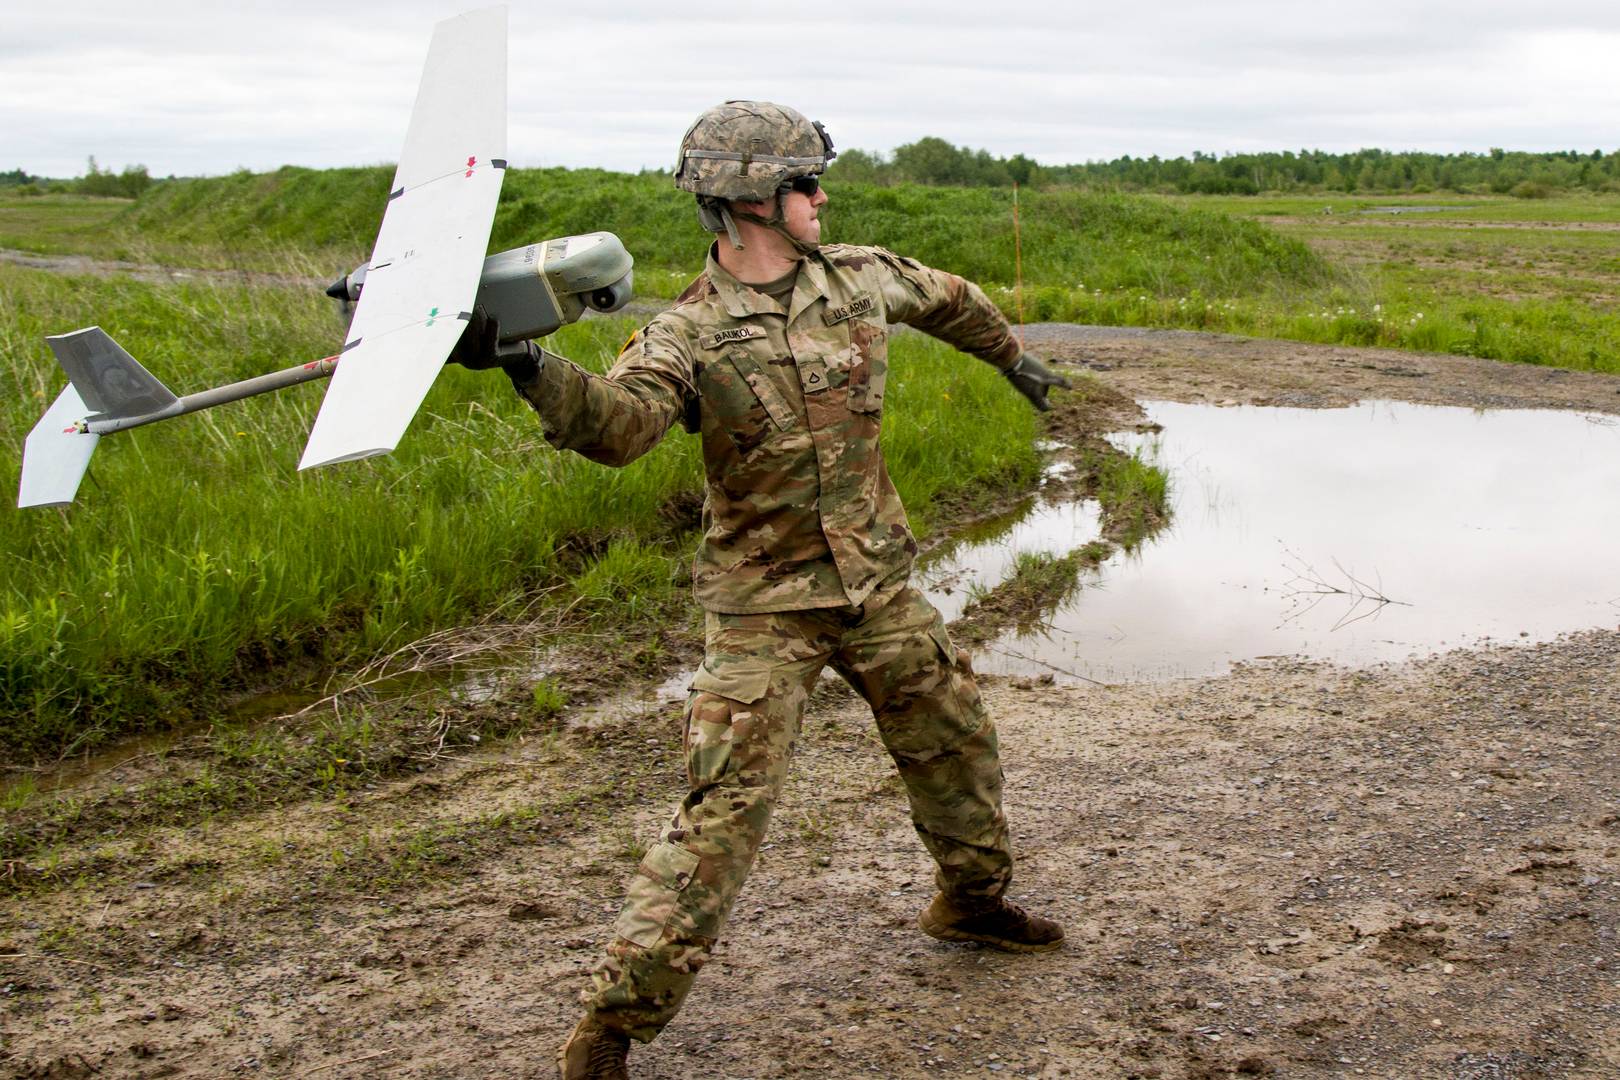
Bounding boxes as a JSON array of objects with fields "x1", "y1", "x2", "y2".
[{"x1": 700, "y1": 325, "x2": 767, "y2": 349}]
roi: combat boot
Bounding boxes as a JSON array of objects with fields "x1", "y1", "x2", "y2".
[
  {"x1": 918, "y1": 893, "x2": 1065, "y2": 952},
  {"x1": 557, "y1": 1015, "x2": 630, "y2": 1080}
]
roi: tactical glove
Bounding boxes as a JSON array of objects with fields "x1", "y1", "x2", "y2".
[
  {"x1": 448, "y1": 316, "x2": 543, "y2": 386},
  {"x1": 1004, "y1": 352, "x2": 1070, "y2": 412}
]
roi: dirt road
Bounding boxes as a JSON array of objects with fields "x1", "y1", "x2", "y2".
[{"x1": 3, "y1": 328, "x2": 1617, "y2": 1079}]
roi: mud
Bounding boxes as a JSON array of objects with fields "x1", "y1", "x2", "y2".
[{"x1": 3, "y1": 327, "x2": 1618, "y2": 1079}]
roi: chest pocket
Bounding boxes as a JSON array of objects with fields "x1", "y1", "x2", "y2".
[
  {"x1": 844, "y1": 314, "x2": 889, "y2": 414},
  {"x1": 727, "y1": 349, "x2": 797, "y2": 431},
  {"x1": 700, "y1": 346, "x2": 797, "y2": 459}
]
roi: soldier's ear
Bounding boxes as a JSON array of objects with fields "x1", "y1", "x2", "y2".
[{"x1": 730, "y1": 196, "x2": 775, "y2": 217}]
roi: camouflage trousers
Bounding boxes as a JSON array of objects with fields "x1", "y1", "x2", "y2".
[{"x1": 584, "y1": 585, "x2": 1012, "y2": 1042}]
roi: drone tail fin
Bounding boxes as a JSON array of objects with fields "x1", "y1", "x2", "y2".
[
  {"x1": 47, "y1": 326, "x2": 178, "y2": 420},
  {"x1": 18, "y1": 328, "x2": 176, "y2": 509}
]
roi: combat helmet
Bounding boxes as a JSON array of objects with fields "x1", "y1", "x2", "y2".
[{"x1": 675, "y1": 100, "x2": 835, "y2": 251}]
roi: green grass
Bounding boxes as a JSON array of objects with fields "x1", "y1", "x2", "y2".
[
  {"x1": 1091, "y1": 448, "x2": 1170, "y2": 547},
  {"x1": 0, "y1": 261, "x2": 1037, "y2": 761}
]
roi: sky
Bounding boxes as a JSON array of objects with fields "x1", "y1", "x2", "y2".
[{"x1": 5, "y1": 1, "x2": 1619, "y2": 179}]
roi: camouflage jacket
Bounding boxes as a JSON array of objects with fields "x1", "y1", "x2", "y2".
[{"x1": 515, "y1": 243, "x2": 1023, "y2": 614}]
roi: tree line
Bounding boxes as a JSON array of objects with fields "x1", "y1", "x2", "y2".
[
  {"x1": 10, "y1": 144, "x2": 1620, "y2": 200},
  {"x1": 829, "y1": 138, "x2": 1620, "y2": 196},
  {"x1": 3, "y1": 157, "x2": 154, "y2": 198}
]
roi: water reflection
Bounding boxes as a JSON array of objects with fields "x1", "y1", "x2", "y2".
[
  {"x1": 927, "y1": 400, "x2": 1620, "y2": 683},
  {"x1": 919, "y1": 500, "x2": 1103, "y2": 623}
]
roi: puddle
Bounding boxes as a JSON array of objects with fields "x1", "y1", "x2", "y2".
[
  {"x1": 920, "y1": 500, "x2": 1104, "y2": 624},
  {"x1": 930, "y1": 400, "x2": 1620, "y2": 683},
  {"x1": 572, "y1": 669, "x2": 690, "y2": 727}
]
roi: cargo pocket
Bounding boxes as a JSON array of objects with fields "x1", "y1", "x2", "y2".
[
  {"x1": 689, "y1": 662, "x2": 771, "y2": 703},
  {"x1": 613, "y1": 841, "x2": 702, "y2": 949},
  {"x1": 929, "y1": 618, "x2": 987, "y2": 728},
  {"x1": 926, "y1": 618, "x2": 959, "y2": 667},
  {"x1": 684, "y1": 663, "x2": 771, "y2": 790}
]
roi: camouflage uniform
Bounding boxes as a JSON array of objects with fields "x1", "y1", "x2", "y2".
[{"x1": 517, "y1": 239, "x2": 1026, "y2": 1041}]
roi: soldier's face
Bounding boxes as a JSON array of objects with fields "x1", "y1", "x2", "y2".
[{"x1": 779, "y1": 183, "x2": 828, "y2": 246}]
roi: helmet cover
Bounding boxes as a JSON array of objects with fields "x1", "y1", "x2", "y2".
[{"x1": 675, "y1": 100, "x2": 835, "y2": 203}]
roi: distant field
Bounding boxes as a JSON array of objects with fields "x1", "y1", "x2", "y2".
[
  {"x1": 1184, "y1": 191, "x2": 1620, "y2": 224},
  {"x1": 1188, "y1": 192, "x2": 1620, "y2": 305},
  {"x1": 1168, "y1": 192, "x2": 1620, "y2": 371},
  {"x1": 0, "y1": 194, "x2": 127, "y2": 255}
]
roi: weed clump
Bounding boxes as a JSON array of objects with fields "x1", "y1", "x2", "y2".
[{"x1": 530, "y1": 678, "x2": 568, "y2": 719}]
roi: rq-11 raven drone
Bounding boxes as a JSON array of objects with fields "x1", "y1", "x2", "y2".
[{"x1": 18, "y1": 6, "x2": 631, "y2": 508}]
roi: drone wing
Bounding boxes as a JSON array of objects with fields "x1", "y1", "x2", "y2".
[{"x1": 299, "y1": 5, "x2": 507, "y2": 469}]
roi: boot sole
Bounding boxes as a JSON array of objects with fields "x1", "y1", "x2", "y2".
[{"x1": 918, "y1": 911, "x2": 1065, "y2": 953}]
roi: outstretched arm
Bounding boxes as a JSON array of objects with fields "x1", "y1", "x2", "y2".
[
  {"x1": 868, "y1": 248, "x2": 1069, "y2": 412},
  {"x1": 451, "y1": 317, "x2": 695, "y2": 467}
]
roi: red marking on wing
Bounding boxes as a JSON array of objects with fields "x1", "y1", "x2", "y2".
[{"x1": 465, "y1": 155, "x2": 478, "y2": 178}]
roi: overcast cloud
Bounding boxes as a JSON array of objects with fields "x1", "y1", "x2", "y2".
[{"x1": 4, "y1": 0, "x2": 1617, "y2": 178}]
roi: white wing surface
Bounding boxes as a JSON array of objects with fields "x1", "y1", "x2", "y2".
[
  {"x1": 299, "y1": 6, "x2": 508, "y2": 469},
  {"x1": 19, "y1": 384, "x2": 99, "y2": 508}
]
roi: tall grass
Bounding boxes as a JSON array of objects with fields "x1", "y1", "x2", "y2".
[{"x1": 0, "y1": 263, "x2": 1036, "y2": 760}]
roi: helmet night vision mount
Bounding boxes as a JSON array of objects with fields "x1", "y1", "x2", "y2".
[{"x1": 18, "y1": 7, "x2": 634, "y2": 508}]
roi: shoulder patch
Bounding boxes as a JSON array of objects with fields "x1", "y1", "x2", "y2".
[
  {"x1": 617, "y1": 330, "x2": 641, "y2": 357},
  {"x1": 699, "y1": 325, "x2": 767, "y2": 349},
  {"x1": 823, "y1": 293, "x2": 875, "y2": 324},
  {"x1": 674, "y1": 274, "x2": 716, "y2": 306},
  {"x1": 827, "y1": 245, "x2": 876, "y2": 271}
]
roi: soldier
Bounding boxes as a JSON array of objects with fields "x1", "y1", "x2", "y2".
[{"x1": 453, "y1": 101, "x2": 1071, "y2": 1080}]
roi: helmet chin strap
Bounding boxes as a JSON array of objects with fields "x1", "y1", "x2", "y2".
[
  {"x1": 716, "y1": 203, "x2": 745, "y2": 251},
  {"x1": 731, "y1": 194, "x2": 820, "y2": 257}
]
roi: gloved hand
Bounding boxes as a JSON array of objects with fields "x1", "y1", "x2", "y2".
[
  {"x1": 1004, "y1": 352, "x2": 1070, "y2": 412},
  {"x1": 448, "y1": 316, "x2": 543, "y2": 385}
]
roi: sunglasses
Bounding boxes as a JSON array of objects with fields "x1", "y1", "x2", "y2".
[{"x1": 782, "y1": 175, "x2": 821, "y2": 197}]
